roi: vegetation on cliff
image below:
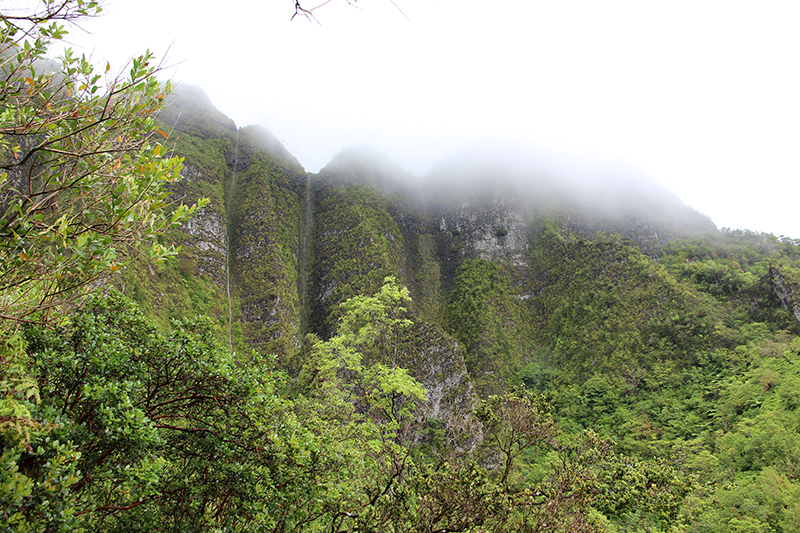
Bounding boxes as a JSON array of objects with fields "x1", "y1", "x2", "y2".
[{"x1": 309, "y1": 172, "x2": 407, "y2": 336}]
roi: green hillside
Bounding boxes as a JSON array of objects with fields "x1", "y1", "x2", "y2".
[{"x1": 115, "y1": 88, "x2": 800, "y2": 532}]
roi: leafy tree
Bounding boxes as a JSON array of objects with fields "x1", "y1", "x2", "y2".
[
  {"x1": 300, "y1": 277, "x2": 428, "y2": 530},
  {"x1": 403, "y1": 458, "x2": 507, "y2": 532},
  {"x1": 592, "y1": 454, "x2": 693, "y2": 527},
  {"x1": 302, "y1": 276, "x2": 424, "y2": 429},
  {"x1": 0, "y1": 0, "x2": 206, "y2": 324},
  {"x1": 3, "y1": 291, "x2": 345, "y2": 532},
  {"x1": 475, "y1": 386, "x2": 556, "y2": 491}
]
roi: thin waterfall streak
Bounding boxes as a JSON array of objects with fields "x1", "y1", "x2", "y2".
[
  {"x1": 299, "y1": 174, "x2": 312, "y2": 337},
  {"x1": 226, "y1": 128, "x2": 239, "y2": 353}
]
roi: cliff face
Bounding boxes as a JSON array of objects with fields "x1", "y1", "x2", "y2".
[
  {"x1": 226, "y1": 125, "x2": 307, "y2": 356},
  {"x1": 126, "y1": 86, "x2": 800, "y2": 426},
  {"x1": 122, "y1": 86, "x2": 308, "y2": 358}
]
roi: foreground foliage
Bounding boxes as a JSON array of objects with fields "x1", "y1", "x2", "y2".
[
  {"x1": 2, "y1": 284, "x2": 693, "y2": 532},
  {"x1": 0, "y1": 5, "x2": 206, "y2": 518},
  {"x1": 0, "y1": 7, "x2": 209, "y2": 520},
  {"x1": 0, "y1": 0, "x2": 205, "y2": 324}
]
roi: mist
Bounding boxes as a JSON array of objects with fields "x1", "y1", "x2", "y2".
[{"x1": 64, "y1": 0, "x2": 800, "y2": 239}]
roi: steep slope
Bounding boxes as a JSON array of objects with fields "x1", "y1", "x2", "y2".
[
  {"x1": 299, "y1": 145, "x2": 734, "y2": 398},
  {"x1": 118, "y1": 85, "x2": 234, "y2": 328},
  {"x1": 125, "y1": 90, "x2": 480, "y2": 432},
  {"x1": 126, "y1": 85, "x2": 800, "y2": 405},
  {"x1": 305, "y1": 148, "x2": 477, "y2": 425},
  {"x1": 308, "y1": 148, "x2": 412, "y2": 336},
  {"x1": 122, "y1": 86, "x2": 307, "y2": 359},
  {"x1": 226, "y1": 124, "x2": 306, "y2": 356}
]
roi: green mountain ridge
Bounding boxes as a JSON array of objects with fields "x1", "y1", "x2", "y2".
[
  {"x1": 116, "y1": 85, "x2": 800, "y2": 454},
  {"x1": 120, "y1": 87, "x2": 800, "y2": 531},
  {"x1": 131, "y1": 84, "x2": 800, "y2": 383}
]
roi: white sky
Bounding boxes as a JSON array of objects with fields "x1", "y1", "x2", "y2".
[{"x1": 62, "y1": 0, "x2": 800, "y2": 238}]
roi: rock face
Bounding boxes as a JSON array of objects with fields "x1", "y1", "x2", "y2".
[
  {"x1": 133, "y1": 85, "x2": 741, "y2": 430},
  {"x1": 770, "y1": 265, "x2": 800, "y2": 326},
  {"x1": 225, "y1": 125, "x2": 307, "y2": 355},
  {"x1": 400, "y1": 323, "x2": 479, "y2": 444},
  {"x1": 437, "y1": 201, "x2": 530, "y2": 263},
  {"x1": 177, "y1": 164, "x2": 228, "y2": 285}
]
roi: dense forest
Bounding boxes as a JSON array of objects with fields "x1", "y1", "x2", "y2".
[{"x1": 3, "y1": 2, "x2": 800, "y2": 532}]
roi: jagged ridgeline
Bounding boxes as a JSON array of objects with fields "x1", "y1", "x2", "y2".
[{"x1": 122, "y1": 85, "x2": 800, "y2": 402}]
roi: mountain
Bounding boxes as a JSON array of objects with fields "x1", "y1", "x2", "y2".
[
  {"x1": 111, "y1": 86, "x2": 797, "y2": 446},
  {"x1": 56, "y1": 84, "x2": 800, "y2": 531},
  {"x1": 122, "y1": 84, "x2": 800, "y2": 385}
]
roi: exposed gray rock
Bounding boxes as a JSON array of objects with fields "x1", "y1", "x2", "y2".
[{"x1": 770, "y1": 266, "x2": 800, "y2": 326}]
